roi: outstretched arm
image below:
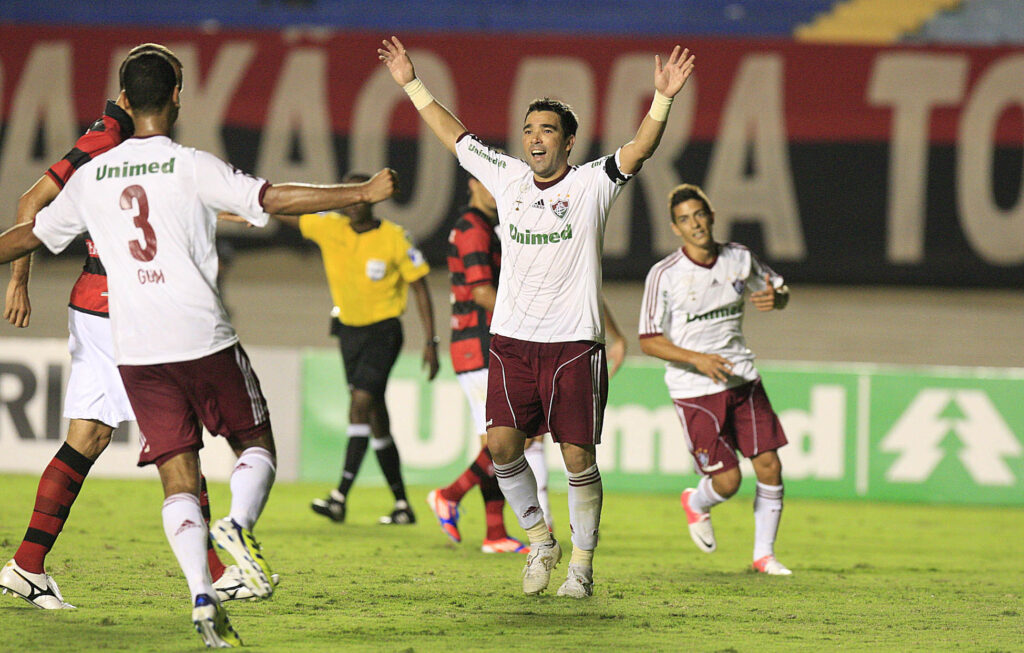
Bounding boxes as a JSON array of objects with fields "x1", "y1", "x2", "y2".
[
  {"x1": 5, "y1": 175, "x2": 61, "y2": 327},
  {"x1": 378, "y1": 36, "x2": 467, "y2": 156},
  {"x1": 618, "y1": 46, "x2": 696, "y2": 175},
  {"x1": 261, "y1": 168, "x2": 397, "y2": 215},
  {"x1": 0, "y1": 222, "x2": 45, "y2": 269}
]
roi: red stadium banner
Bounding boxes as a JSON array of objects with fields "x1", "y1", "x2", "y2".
[{"x1": 0, "y1": 25, "x2": 1021, "y2": 285}]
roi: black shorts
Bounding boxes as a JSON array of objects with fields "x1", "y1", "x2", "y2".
[{"x1": 332, "y1": 317, "x2": 403, "y2": 397}]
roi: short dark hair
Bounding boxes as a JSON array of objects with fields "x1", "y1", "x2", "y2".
[
  {"x1": 668, "y1": 183, "x2": 714, "y2": 220},
  {"x1": 122, "y1": 52, "x2": 179, "y2": 114},
  {"x1": 119, "y1": 43, "x2": 182, "y2": 91},
  {"x1": 524, "y1": 98, "x2": 579, "y2": 138}
]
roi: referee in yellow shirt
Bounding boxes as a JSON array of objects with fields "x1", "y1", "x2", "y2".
[{"x1": 275, "y1": 173, "x2": 439, "y2": 525}]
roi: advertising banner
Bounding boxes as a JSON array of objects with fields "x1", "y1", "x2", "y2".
[
  {"x1": 0, "y1": 338, "x2": 302, "y2": 481},
  {"x1": 0, "y1": 26, "x2": 1021, "y2": 285},
  {"x1": 302, "y1": 352, "x2": 1024, "y2": 505}
]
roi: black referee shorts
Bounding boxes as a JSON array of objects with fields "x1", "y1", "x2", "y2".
[{"x1": 331, "y1": 317, "x2": 403, "y2": 398}]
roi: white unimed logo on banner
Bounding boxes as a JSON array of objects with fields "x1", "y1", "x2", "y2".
[
  {"x1": 880, "y1": 389, "x2": 1022, "y2": 485},
  {"x1": 389, "y1": 379, "x2": 849, "y2": 479}
]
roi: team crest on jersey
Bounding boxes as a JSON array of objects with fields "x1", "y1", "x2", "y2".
[
  {"x1": 551, "y1": 197, "x2": 570, "y2": 219},
  {"x1": 732, "y1": 278, "x2": 746, "y2": 295}
]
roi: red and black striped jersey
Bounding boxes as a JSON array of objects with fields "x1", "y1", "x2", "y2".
[
  {"x1": 48, "y1": 101, "x2": 133, "y2": 317},
  {"x1": 447, "y1": 207, "x2": 500, "y2": 373}
]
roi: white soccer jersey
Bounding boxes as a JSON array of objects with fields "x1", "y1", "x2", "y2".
[
  {"x1": 455, "y1": 133, "x2": 631, "y2": 343},
  {"x1": 33, "y1": 135, "x2": 269, "y2": 365},
  {"x1": 639, "y1": 243, "x2": 784, "y2": 399}
]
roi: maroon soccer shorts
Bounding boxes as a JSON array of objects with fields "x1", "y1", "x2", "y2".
[
  {"x1": 119, "y1": 343, "x2": 271, "y2": 467},
  {"x1": 486, "y1": 334, "x2": 608, "y2": 445},
  {"x1": 672, "y1": 379, "x2": 788, "y2": 476}
]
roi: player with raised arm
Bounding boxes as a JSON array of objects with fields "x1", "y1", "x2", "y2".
[
  {"x1": 380, "y1": 36, "x2": 693, "y2": 597},
  {"x1": 428, "y1": 171, "x2": 630, "y2": 551},
  {"x1": 0, "y1": 44, "x2": 261, "y2": 611},
  {"x1": 0, "y1": 50, "x2": 395, "y2": 647},
  {"x1": 639, "y1": 183, "x2": 792, "y2": 575}
]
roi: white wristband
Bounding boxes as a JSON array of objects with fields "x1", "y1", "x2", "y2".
[
  {"x1": 648, "y1": 89, "x2": 673, "y2": 122},
  {"x1": 403, "y1": 78, "x2": 435, "y2": 111}
]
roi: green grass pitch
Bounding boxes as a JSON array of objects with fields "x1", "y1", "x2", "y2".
[{"x1": 0, "y1": 474, "x2": 1021, "y2": 651}]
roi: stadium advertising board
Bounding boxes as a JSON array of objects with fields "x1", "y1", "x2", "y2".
[
  {"x1": 0, "y1": 339, "x2": 303, "y2": 481},
  {"x1": 302, "y1": 353, "x2": 1024, "y2": 506},
  {"x1": 0, "y1": 26, "x2": 1020, "y2": 286}
]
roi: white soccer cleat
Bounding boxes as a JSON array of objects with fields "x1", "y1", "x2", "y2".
[
  {"x1": 752, "y1": 555, "x2": 792, "y2": 576},
  {"x1": 214, "y1": 564, "x2": 281, "y2": 602},
  {"x1": 0, "y1": 559, "x2": 75, "y2": 609},
  {"x1": 521, "y1": 539, "x2": 561, "y2": 595},
  {"x1": 680, "y1": 488, "x2": 716, "y2": 553},
  {"x1": 192, "y1": 593, "x2": 242, "y2": 648},
  {"x1": 555, "y1": 563, "x2": 593, "y2": 598},
  {"x1": 210, "y1": 518, "x2": 274, "y2": 598}
]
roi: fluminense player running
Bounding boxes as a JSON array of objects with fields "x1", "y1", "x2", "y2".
[
  {"x1": 0, "y1": 50, "x2": 396, "y2": 647},
  {"x1": 0, "y1": 43, "x2": 257, "y2": 611},
  {"x1": 380, "y1": 35, "x2": 694, "y2": 597},
  {"x1": 639, "y1": 183, "x2": 792, "y2": 576}
]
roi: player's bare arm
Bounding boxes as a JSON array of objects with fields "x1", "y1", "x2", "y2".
[
  {"x1": 0, "y1": 221, "x2": 45, "y2": 267},
  {"x1": 618, "y1": 46, "x2": 696, "y2": 175},
  {"x1": 379, "y1": 36, "x2": 467, "y2": 156},
  {"x1": 750, "y1": 274, "x2": 790, "y2": 312},
  {"x1": 639, "y1": 334, "x2": 733, "y2": 384},
  {"x1": 410, "y1": 277, "x2": 440, "y2": 381},
  {"x1": 602, "y1": 297, "x2": 628, "y2": 378},
  {"x1": 262, "y1": 168, "x2": 397, "y2": 215},
  {"x1": 5, "y1": 175, "x2": 61, "y2": 327},
  {"x1": 470, "y1": 283, "x2": 497, "y2": 313}
]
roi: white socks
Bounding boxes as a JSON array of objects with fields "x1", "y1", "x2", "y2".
[
  {"x1": 492, "y1": 455, "x2": 545, "y2": 533},
  {"x1": 689, "y1": 475, "x2": 727, "y2": 514},
  {"x1": 753, "y1": 482, "x2": 784, "y2": 560},
  {"x1": 162, "y1": 493, "x2": 214, "y2": 601},
  {"x1": 567, "y1": 464, "x2": 602, "y2": 552},
  {"x1": 523, "y1": 442, "x2": 552, "y2": 528},
  {"x1": 229, "y1": 447, "x2": 276, "y2": 530}
]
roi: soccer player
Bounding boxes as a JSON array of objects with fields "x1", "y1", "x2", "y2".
[
  {"x1": 428, "y1": 172, "x2": 630, "y2": 551},
  {"x1": 273, "y1": 177, "x2": 438, "y2": 527},
  {"x1": 0, "y1": 50, "x2": 396, "y2": 646},
  {"x1": 0, "y1": 43, "x2": 257, "y2": 610},
  {"x1": 638, "y1": 183, "x2": 792, "y2": 576},
  {"x1": 379, "y1": 36, "x2": 694, "y2": 597}
]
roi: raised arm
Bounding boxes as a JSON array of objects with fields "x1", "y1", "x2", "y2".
[
  {"x1": 5, "y1": 175, "x2": 61, "y2": 327},
  {"x1": 378, "y1": 36, "x2": 467, "y2": 156},
  {"x1": 618, "y1": 46, "x2": 696, "y2": 175},
  {"x1": 261, "y1": 168, "x2": 397, "y2": 216}
]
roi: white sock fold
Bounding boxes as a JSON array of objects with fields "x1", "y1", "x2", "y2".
[
  {"x1": 162, "y1": 493, "x2": 214, "y2": 602},
  {"x1": 523, "y1": 442, "x2": 552, "y2": 528},
  {"x1": 492, "y1": 455, "x2": 545, "y2": 533},
  {"x1": 229, "y1": 446, "x2": 276, "y2": 530},
  {"x1": 690, "y1": 475, "x2": 727, "y2": 514},
  {"x1": 753, "y1": 482, "x2": 784, "y2": 560},
  {"x1": 567, "y1": 464, "x2": 602, "y2": 552}
]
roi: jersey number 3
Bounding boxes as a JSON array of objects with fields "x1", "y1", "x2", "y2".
[{"x1": 121, "y1": 184, "x2": 157, "y2": 262}]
